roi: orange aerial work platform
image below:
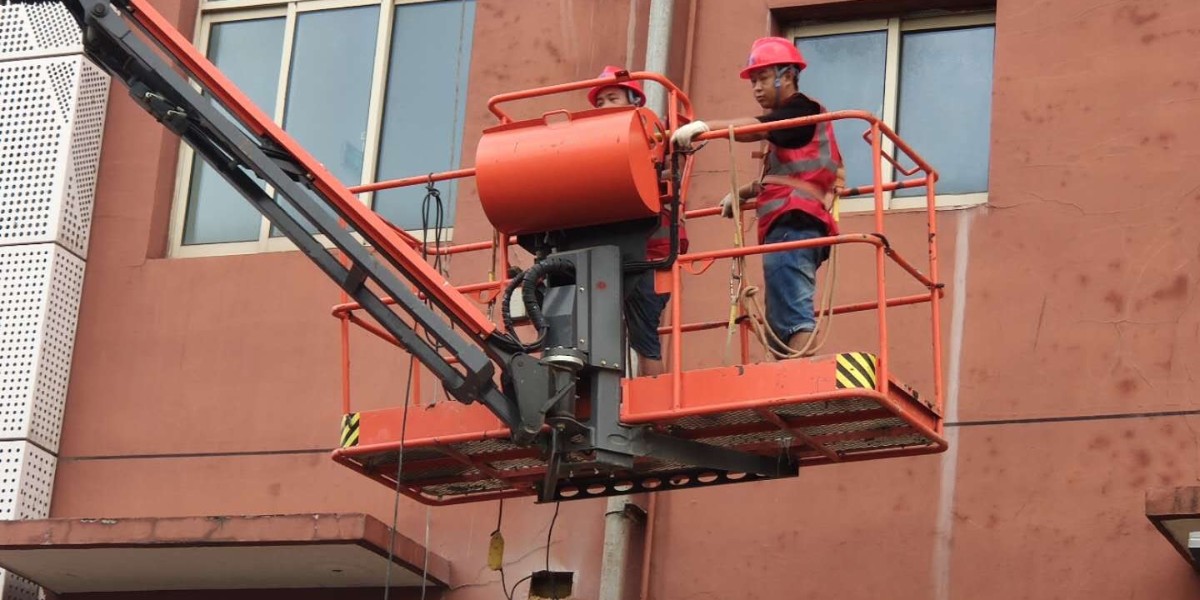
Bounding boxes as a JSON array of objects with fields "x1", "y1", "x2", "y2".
[
  {"x1": 60, "y1": 0, "x2": 946, "y2": 507},
  {"x1": 337, "y1": 354, "x2": 942, "y2": 504},
  {"x1": 331, "y1": 82, "x2": 948, "y2": 505}
]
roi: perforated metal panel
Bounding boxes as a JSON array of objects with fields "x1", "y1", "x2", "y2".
[
  {"x1": 0, "y1": 441, "x2": 55, "y2": 598},
  {"x1": 0, "y1": 55, "x2": 110, "y2": 257},
  {"x1": 0, "y1": 441, "x2": 55, "y2": 521},
  {"x1": 0, "y1": 570, "x2": 42, "y2": 600},
  {"x1": 0, "y1": 2, "x2": 81, "y2": 61},
  {"x1": 0, "y1": 245, "x2": 86, "y2": 452}
]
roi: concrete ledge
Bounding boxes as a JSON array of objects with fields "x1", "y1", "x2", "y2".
[
  {"x1": 0, "y1": 513, "x2": 450, "y2": 594},
  {"x1": 1146, "y1": 486, "x2": 1200, "y2": 570}
]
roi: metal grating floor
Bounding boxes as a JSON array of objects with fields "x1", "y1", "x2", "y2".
[{"x1": 345, "y1": 392, "x2": 942, "y2": 504}]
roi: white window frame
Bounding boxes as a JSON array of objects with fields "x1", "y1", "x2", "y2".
[
  {"x1": 169, "y1": 0, "x2": 468, "y2": 258},
  {"x1": 786, "y1": 11, "x2": 995, "y2": 214}
]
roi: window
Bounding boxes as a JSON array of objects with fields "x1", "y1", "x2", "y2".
[
  {"x1": 171, "y1": 0, "x2": 476, "y2": 257},
  {"x1": 787, "y1": 13, "x2": 995, "y2": 212}
]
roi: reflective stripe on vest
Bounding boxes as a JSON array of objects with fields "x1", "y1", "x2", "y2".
[
  {"x1": 754, "y1": 100, "x2": 843, "y2": 240},
  {"x1": 755, "y1": 176, "x2": 824, "y2": 218},
  {"x1": 763, "y1": 125, "x2": 840, "y2": 178}
]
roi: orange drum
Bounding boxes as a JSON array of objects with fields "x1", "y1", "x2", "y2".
[{"x1": 475, "y1": 107, "x2": 666, "y2": 235}]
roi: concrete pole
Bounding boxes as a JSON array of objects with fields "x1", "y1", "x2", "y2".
[
  {"x1": 599, "y1": 4, "x2": 673, "y2": 600},
  {"x1": 642, "y1": 0, "x2": 675, "y2": 115}
]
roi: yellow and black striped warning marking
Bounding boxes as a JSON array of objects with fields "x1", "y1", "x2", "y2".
[
  {"x1": 835, "y1": 352, "x2": 878, "y2": 390},
  {"x1": 340, "y1": 413, "x2": 361, "y2": 448}
]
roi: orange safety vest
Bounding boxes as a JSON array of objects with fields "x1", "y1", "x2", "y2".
[{"x1": 754, "y1": 102, "x2": 842, "y2": 242}]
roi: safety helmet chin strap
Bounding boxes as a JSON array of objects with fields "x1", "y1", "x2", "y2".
[
  {"x1": 627, "y1": 88, "x2": 644, "y2": 107},
  {"x1": 772, "y1": 65, "x2": 797, "y2": 108}
]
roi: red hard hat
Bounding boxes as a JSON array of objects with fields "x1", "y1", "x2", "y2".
[
  {"x1": 587, "y1": 65, "x2": 645, "y2": 107},
  {"x1": 739, "y1": 37, "x2": 806, "y2": 79}
]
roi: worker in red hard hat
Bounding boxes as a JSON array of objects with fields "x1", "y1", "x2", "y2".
[
  {"x1": 671, "y1": 37, "x2": 844, "y2": 357},
  {"x1": 589, "y1": 65, "x2": 689, "y2": 376},
  {"x1": 588, "y1": 65, "x2": 647, "y2": 109}
]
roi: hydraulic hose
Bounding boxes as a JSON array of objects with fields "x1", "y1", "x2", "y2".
[{"x1": 521, "y1": 257, "x2": 577, "y2": 335}]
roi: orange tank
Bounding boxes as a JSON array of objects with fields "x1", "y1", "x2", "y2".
[{"x1": 474, "y1": 107, "x2": 666, "y2": 235}]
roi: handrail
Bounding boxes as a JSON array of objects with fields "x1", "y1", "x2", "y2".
[
  {"x1": 333, "y1": 91, "x2": 945, "y2": 431},
  {"x1": 486, "y1": 71, "x2": 694, "y2": 124}
]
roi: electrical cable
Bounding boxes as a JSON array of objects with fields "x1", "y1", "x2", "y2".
[{"x1": 383, "y1": 358, "x2": 416, "y2": 600}]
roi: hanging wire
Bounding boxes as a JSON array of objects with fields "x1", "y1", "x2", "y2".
[
  {"x1": 545, "y1": 502, "x2": 562, "y2": 599},
  {"x1": 383, "y1": 358, "x2": 416, "y2": 600},
  {"x1": 420, "y1": 176, "x2": 448, "y2": 276},
  {"x1": 505, "y1": 574, "x2": 534, "y2": 600},
  {"x1": 420, "y1": 504, "x2": 431, "y2": 600},
  {"x1": 545, "y1": 502, "x2": 560, "y2": 573},
  {"x1": 496, "y1": 501, "x2": 561, "y2": 600},
  {"x1": 419, "y1": 176, "x2": 455, "y2": 403}
]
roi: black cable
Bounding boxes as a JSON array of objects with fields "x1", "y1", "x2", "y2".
[
  {"x1": 419, "y1": 505, "x2": 431, "y2": 600},
  {"x1": 496, "y1": 262, "x2": 566, "y2": 353},
  {"x1": 505, "y1": 574, "x2": 533, "y2": 600},
  {"x1": 546, "y1": 502, "x2": 561, "y2": 573},
  {"x1": 420, "y1": 178, "x2": 447, "y2": 351},
  {"x1": 383, "y1": 359, "x2": 416, "y2": 600},
  {"x1": 495, "y1": 502, "x2": 559, "y2": 600},
  {"x1": 500, "y1": 269, "x2": 529, "y2": 339},
  {"x1": 521, "y1": 257, "x2": 576, "y2": 336},
  {"x1": 421, "y1": 177, "x2": 446, "y2": 272},
  {"x1": 419, "y1": 178, "x2": 454, "y2": 403},
  {"x1": 625, "y1": 151, "x2": 685, "y2": 273}
]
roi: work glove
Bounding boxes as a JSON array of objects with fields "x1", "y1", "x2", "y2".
[
  {"x1": 719, "y1": 192, "x2": 737, "y2": 219},
  {"x1": 671, "y1": 120, "x2": 710, "y2": 151}
]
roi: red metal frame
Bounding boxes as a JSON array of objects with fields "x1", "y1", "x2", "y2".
[
  {"x1": 334, "y1": 354, "x2": 943, "y2": 505},
  {"x1": 326, "y1": 78, "x2": 947, "y2": 503}
]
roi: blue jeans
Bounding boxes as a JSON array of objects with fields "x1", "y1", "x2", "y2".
[
  {"x1": 762, "y1": 214, "x2": 828, "y2": 347},
  {"x1": 624, "y1": 270, "x2": 669, "y2": 360}
]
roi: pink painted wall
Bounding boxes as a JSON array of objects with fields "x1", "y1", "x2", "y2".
[{"x1": 56, "y1": 0, "x2": 1200, "y2": 598}]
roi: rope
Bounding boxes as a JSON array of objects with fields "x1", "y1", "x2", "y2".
[
  {"x1": 487, "y1": 229, "x2": 500, "y2": 320},
  {"x1": 722, "y1": 126, "x2": 747, "y2": 364},
  {"x1": 723, "y1": 140, "x2": 845, "y2": 361}
]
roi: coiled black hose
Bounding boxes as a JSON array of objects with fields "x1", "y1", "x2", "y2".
[
  {"x1": 494, "y1": 258, "x2": 577, "y2": 354},
  {"x1": 520, "y1": 257, "x2": 576, "y2": 335}
]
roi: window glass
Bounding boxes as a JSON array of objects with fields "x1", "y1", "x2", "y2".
[
  {"x1": 183, "y1": 17, "x2": 285, "y2": 245},
  {"x1": 796, "y1": 31, "x2": 887, "y2": 192},
  {"x1": 895, "y1": 26, "x2": 995, "y2": 196},
  {"x1": 374, "y1": 0, "x2": 476, "y2": 231},
  {"x1": 274, "y1": 5, "x2": 379, "y2": 235}
]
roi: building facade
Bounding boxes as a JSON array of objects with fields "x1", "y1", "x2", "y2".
[{"x1": 1, "y1": 0, "x2": 1199, "y2": 598}]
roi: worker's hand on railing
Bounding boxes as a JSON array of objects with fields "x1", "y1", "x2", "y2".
[
  {"x1": 671, "y1": 120, "x2": 710, "y2": 151},
  {"x1": 718, "y1": 192, "x2": 737, "y2": 218},
  {"x1": 825, "y1": 165, "x2": 846, "y2": 210}
]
